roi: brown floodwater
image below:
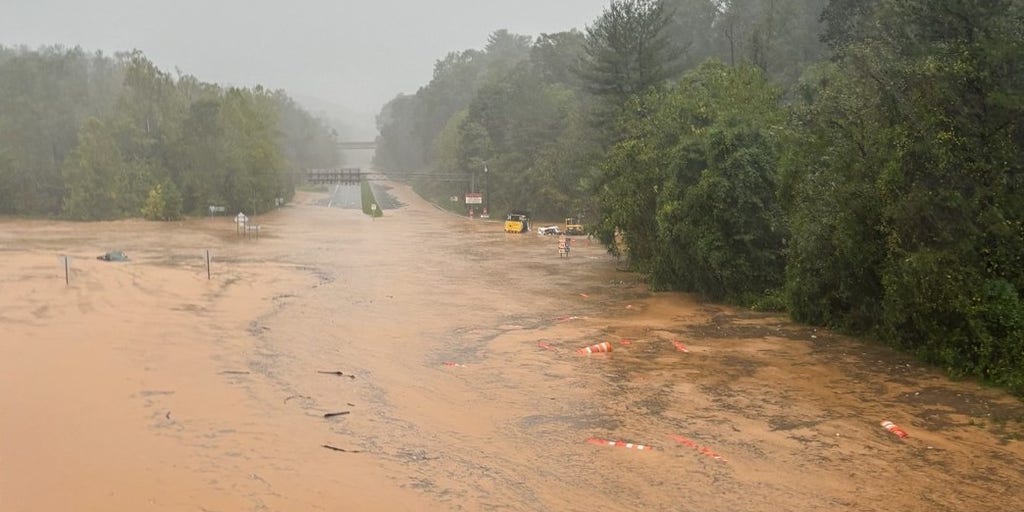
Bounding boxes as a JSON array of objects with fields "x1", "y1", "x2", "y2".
[{"x1": 1, "y1": 183, "x2": 1023, "y2": 512}]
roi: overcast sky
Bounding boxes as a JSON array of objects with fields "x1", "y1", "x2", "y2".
[{"x1": 0, "y1": 0, "x2": 610, "y2": 137}]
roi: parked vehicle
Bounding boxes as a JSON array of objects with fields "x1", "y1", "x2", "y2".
[
  {"x1": 564, "y1": 217, "x2": 584, "y2": 236},
  {"x1": 504, "y1": 211, "x2": 531, "y2": 233}
]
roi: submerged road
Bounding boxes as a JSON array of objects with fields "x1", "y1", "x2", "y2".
[
  {"x1": 2, "y1": 182, "x2": 1022, "y2": 511},
  {"x1": 318, "y1": 182, "x2": 403, "y2": 211}
]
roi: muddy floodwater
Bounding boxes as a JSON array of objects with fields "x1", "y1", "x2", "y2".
[{"x1": 2, "y1": 183, "x2": 1023, "y2": 512}]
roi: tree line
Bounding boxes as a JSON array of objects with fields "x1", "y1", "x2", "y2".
[
  {"x1": 374, "y1": 0, "x2": 1024, "y2": 393},
  {"x1": 0, "y1": 46, "x2": 339, "y2": 220}
]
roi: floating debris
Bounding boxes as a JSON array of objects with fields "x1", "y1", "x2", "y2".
[
  {"x1": 318, "y1": 371, "x2": 356, "y2": 379},
  {"x1": 537, "y1": 341, "x2": 559, "y2": 352},
  {"x1": 669, "y1": 434, "x2": 726, "y2": 461},
  {"x1": 586, "y1": 438, "x2": 654, "y2": 451},
  {"x1": 322, "y1": 444, "x2": 362, "y2": 453}
]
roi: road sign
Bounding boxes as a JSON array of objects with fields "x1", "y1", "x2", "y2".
[{"x1": 465, "y1": 193, "x2": 483, "y2": 205}]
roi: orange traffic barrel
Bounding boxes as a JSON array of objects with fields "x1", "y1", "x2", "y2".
[
  {"x1": 577, "y1": 341, "x2": 612, "y2": 355},
  {"x1": 881, "y1": 420, "x2": 909, "y2": 439}
]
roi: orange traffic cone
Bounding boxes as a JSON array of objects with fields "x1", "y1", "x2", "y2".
[
  {"x1": 881, "y1": 420, "x2": 908, "y2": 439},
  {"x1": 577, "y1": 341, "x2": 612, "y2": 355}
]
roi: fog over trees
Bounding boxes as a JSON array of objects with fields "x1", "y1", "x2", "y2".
[
  {"x1": 0, "y1": 46, "x2": 338, "y2": 220},
  {"x1": 374, "y1": 0, "x2": 1024, "y2": 393}
]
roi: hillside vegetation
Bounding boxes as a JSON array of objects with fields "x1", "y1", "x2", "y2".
[
  {"x1": 374, "y1": 0, "x2": 1024, "y2": 393},
  {"x1": 0, "y1": 46, "x2": 338, "y2": 220}
]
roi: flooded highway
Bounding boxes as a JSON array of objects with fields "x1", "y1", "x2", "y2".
[{"x1": 2, "y1": 182, "x2": 1023, "y2": 511}]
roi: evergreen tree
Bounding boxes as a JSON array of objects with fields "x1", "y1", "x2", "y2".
[{"x1": 579, "y1": 0, "x2": 681, "y2": 130}]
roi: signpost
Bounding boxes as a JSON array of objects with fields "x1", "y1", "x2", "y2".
[
  {"x1": 58, "y1": 255, "x2": 70, "y2": 285},
  {"x1": 371, "y1": 203, "x2": 377, "y2": 220},
  {"x1": 465, "y1": 193, "x2": 482, "y2": 219}
]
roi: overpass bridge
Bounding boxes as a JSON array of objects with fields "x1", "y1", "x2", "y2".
[{"x1": 336, "y1": 141, "x2": 377, "y2": 151}]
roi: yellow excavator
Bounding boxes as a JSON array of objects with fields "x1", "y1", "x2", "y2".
[
  {"x1": 565, "y1": 217, "x2": 584, "y2": 236},
  {"x1": 504, "y1": 211, "x2": 531, "y2": 233}
]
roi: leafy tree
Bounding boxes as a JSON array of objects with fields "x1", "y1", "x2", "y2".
[
  {"x1": 459, "y1": 54, "x2": 598, "y2": 217},
  {"x1": 374, "y1": 28, "x2": 594, "y2": 217},
  {"x1": 112, "y1": 51, "x2": 183, "y2": 161},
  {"x1": 375, "y1": 49, "x2": 489, "y2": 173},
  {"x1": 218, "y1": 87, "x2": 286, "y2": 214},
  {"x1": 530, "y1": 31, "x2": 587, "y2": 87},
  {"x1": 820, "y1": 0, "x2": 881, "y2": 52},
  {"x1": 596, "y1": 61, "x2": 786, "y2": 302},
  {"x1": 0, "y1": 148, "x2": 13, "y2": 213},
  {"x1": 781, "y1": 63, "x2": 889, "y2": 330},
  {"x1": 173, "y1": 98, "x2": 227, "y2": 212},
  {"x1": 61, "y1": 118, "x2": 123, "y2": 220},
  {"x1": 713, "y1": 0, "x2": 831, "y2": 87},
  {"x1": 141, "y1": 180, "x2": 182, "y2": 221}
]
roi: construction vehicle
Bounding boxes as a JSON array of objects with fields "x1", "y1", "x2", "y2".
[
  {"x1": 504, "y1": 210, "x2": 531, "y2": 233},
  {"x1": 564, "y1": 217, "x2": 584, "y2": 236}
]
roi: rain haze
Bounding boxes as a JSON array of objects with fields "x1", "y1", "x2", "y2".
[
  {"x1": 5, "y1": 1, "x2": 1024, "y2": 511},
  {"x1": 0, "y1": 0, "x2": 610, "y2": 138}
]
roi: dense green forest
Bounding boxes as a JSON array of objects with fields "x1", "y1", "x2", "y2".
[
  {"x1": 375, "y1": 0, "x2": 1024, "y2": 393},
  {"x1": 0, "y1": 46, "x2": 338, "y2": 220}
]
